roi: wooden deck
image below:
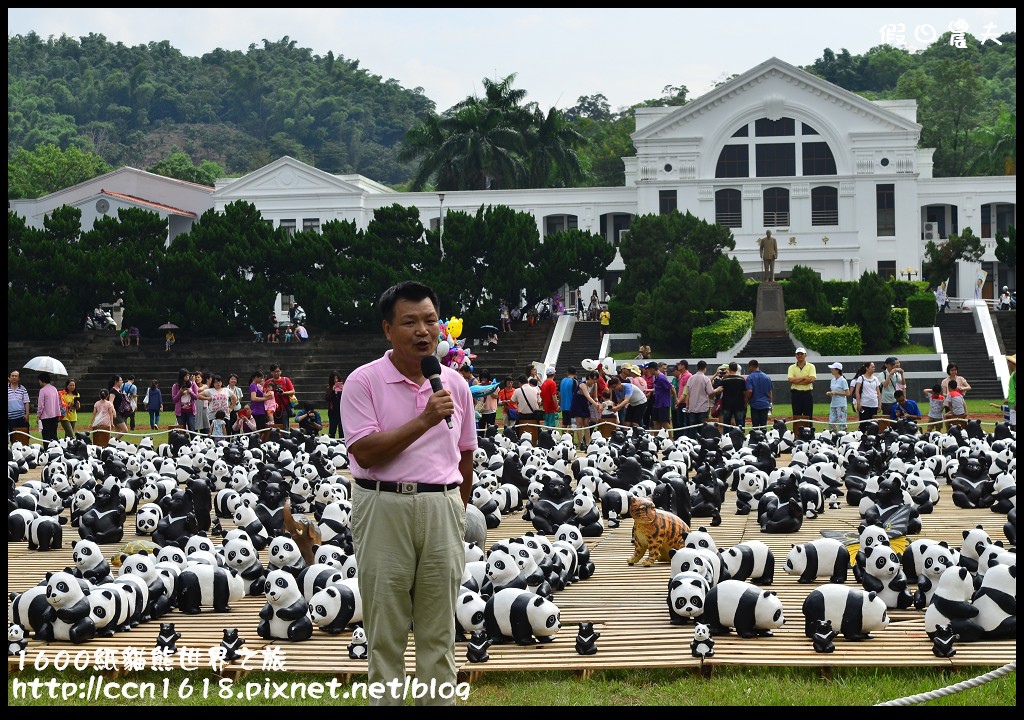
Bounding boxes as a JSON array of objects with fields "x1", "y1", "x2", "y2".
[{"x1": 8, "y1": 462, "x2": 1015, "y2": 681}]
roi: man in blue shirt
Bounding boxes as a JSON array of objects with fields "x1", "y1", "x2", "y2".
[
  {"x1": 559, "y1": 367, "x2": 578, "y2": 429},
  {"x1": 744, "y1": 359, "x2": 773, "y2": 431},
  {"x1": 889, "y1": 390, "x2": 921, "y2": 422}
]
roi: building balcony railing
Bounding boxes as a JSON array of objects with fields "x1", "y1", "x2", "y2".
[{"x1": 763, "y1": 211, "x2": 789, "y2": 227}]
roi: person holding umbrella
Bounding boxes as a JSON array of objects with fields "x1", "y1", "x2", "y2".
[
  {"x1": 36, "y1": 372, "x2": 62, "y2": 442},
  {"x1": 160, "y1": 322, "x2": 178, "y2": 351}
]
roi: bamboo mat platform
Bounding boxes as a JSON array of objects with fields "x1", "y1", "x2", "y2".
[{"x1": 7, "y1": 462, "x2": 1016, "y2": 680}]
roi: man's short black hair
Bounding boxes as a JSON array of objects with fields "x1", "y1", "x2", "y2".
[
  {"x1": 728, "y1": 362, "x2": 738, "y2": 372},
  {"x1": 567, "y1": 366, "x2": 576, "y2": 375},
  {"x1": 894, "y1": 390, "x2": 905, "y2": 399},
  {"x1": 748, "y1": 359, "x2": 759, "y2": 369},
  {"x1": 696, "y1": 360, "x2": 708, "y2": 370},
  {"x1": 377, "y1": 281, "x2": 440, "y2": 322}
]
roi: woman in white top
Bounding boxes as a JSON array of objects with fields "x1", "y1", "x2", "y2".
[
  {"x1": 825, "y1": 362, "x2": 850, "y2": 432},
  {"x1": 854, "y1": 361, "x2": 881, "y2": 423},
  {"x1": 203, "y1": 374, "x2": 234, "y2": 435}
]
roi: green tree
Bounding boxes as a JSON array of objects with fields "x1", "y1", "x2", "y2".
[
  {"x1": 787, "y1": 265, "x2": 832, "y2": 324},
  {"x1": 994, "y1": 226, "x2": 1016, "y2": 270},
  {"x1": 922, "y1": 227, "x2": 985, "y2": 288},
  {"x1": 635, "y1": 247, "x2": 713, "y2": 348},
  {"x1": 148, "y1": 149, "x2": 225, "y2": 185},
  {"x1": 845, "y1": 272, "x2": 895, "y2": 353},
  {"x1": 8, "y1": 143, "x2": 112, "y2": 199}
]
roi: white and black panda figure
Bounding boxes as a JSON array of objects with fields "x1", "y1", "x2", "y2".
[
  {"x1": 958, "y1": 525, "x2": 994, "y2": 574},
  {"x1": 72, "y1": 539, "x2": 113, "y2": 586},
  {"x1": 346, "y1": 626, "x2": 368, "y2": 660},
  {"x1": 484, "y1": 546, "x2": 529, "y2": 596},
  {"x1": 784, "y1": 538, "x2": 849, "y2": 584},
  {"x1": 702, "y1": 580, "x2": 785, "y2": 638},
  {"x1": 308, "y1": 578, "x2": 362, "y2": 634},
  {"x1": 11, "y1": 582, "x2": 50, "y2": 634},
  {"x1": 969, "y1": 563, "x2": 1016, "y2": 642},
  {"x1": 8, "y1": 623, "x2": 28, "y2": 656},
  {"x1": 859, "y1": 543, "x2": 915, "y2": 610},
  {"x1": 924, "y1": 566, "x2": 981, "y2": 643},
  {"x1": 913, "y1": 542, "x2": 961, "y2": 610},
  {"x1": 483, "y1": 588, "x2": 561, "y2": 645},
  {"x1": 176, "y1": 564, "x2": 245, "y2": 614},
  {"x1": 36, "y1": 570, "x2": 97, "y2": 644},
  {"x1": 221, "y1": 536, "x2": 267, "y2": 597},
  {"x1": 88, "y1": 583, "x2": 134, "y2": 636},
  {"x1": 718, "y1": 540, "x2": 775, "y2": 585},
  {"x1": 8, "y1": 508, "x2": 37, "y2": 542},
  {"x1": 684, "y1": 526, "x2": 718, "y2": 554},
  {"x1": 135, "y1": 503, "x2": 163, "y2": 536},
  {"x1": 267, "y1": 535, "x2": 309, "y2": 573},
  {"x1": 118, "y1": 552, "x2": 173, "y2": 622},
  {"x1": 464, "y1": 542, "x2": 486, "y2": 564},
  {"x1": 667, "y1": 571, "x2": 711, "y2": 625},
  {"x1": 27, "y1": 515, "x2": 64, "y2": 552},
  {"x1": 214, "y1": 490, "x2": 242, "y2": 521},
  {"x1": 669, "y1": 547, "x2": 718, "y2": 588},
  {"x1": 801, "y1": 585, "x2": 890, "y2": 641},
  {"x1": 313, "y1": 545, "x2": 348, "y2": 570},
  {"x1": 689, "y1": 622, "x2": 714, "y2": 659},
  {"x1": 233, "y1": 505, "x2": 270, "y2": 551},
  {"x1": 555, "y1": 523, "x2": 594, "y2": 581},
  {"x1": 257, "y1": 568, "x2": 313, "y2": 642},
  {"x1": 297, "y1": 564, "x2": 345, "y2": 602},
  {"x1": 852, "y1": 524, "x2": 890, "y2": 584},
  {"x1": 455, "y1": 588, "x2": 487, "y2": 641}
]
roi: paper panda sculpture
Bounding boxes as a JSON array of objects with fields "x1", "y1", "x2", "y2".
[
  {"x1": 309, "y1": 581, "x2": 361, "y2": 634},
  {"x1": 27, "y1": 515, "x2": 64, "y2": 552},
  {"x1": 668, "y1": 571, "x2": 711, "y2": 625},
  {"x1": 913, "y1": 542, "x2": 961, "y2": 609},
  {"x1": 930, "y1": 623, "x2": 959, "y2": 658},
  {"x1": 970, "y1": 563, "x2": 1016, "y2": 641},
  {"x1": 702, "y1": 580, "x2": 785, "y2": 638},
  {"x1": 35, "y1": 570, "x2": 97, "y2": 644},
  {"x1": 8, "y1": 623, "x2": 28, "y2": 656},
  {"x1": 135, "y1": 503, "x2": 163, "y2": 536},
  {"x1": 958, "y1": 525, "x2": 994, "y2": 574},
  {"x1": 718, "y1": 540, "x2": 775, "y2": 585},
  {"x1": 924, "y1": 566, "x2": 980, "y2": 643},
  {"x1": 802, "y1": 585, "x2": 890, "y2": 641},
  {"x1": 346, "y1": 626, "x2": 368, "y2": 660},
  {"x1": 689, "y1": 622, "x2": 715, "y2": 658},
  {"x1": 221, "y1": 536, "x2": 267, "y2": 596},
  {"x1": 88, "y1": 583, "x2": 134, "y2": 636},
  {"x1": 784, "y1": 538, "x2": 849, "y2": 584},
  {"x1": 859, "y1": 544, "x2": 915, "y2": 610},
  {"x1": 483, "y1": 588, "x2": 561, "y2": 645},
  {"x1": 267, "y1": 535, "x2": 309, "y2": 573},
  {"x1": 176, "y1": 564, "x2": 245, "y2": 614},
  {"x1": 257, "y1": 568, "x2": 313, "y2": 642},
  {"x1": 455, "y1": 588, "x2": 487, "y2": 641}
]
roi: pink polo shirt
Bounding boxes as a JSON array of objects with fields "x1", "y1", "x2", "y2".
[
  {"x1": 342, "y1": 350, "x2": 477, "y2": 485},
  {"x1": 37, "y1": 383, "x2": 61, "y2": 421}
]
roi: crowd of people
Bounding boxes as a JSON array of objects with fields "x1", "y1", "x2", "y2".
[
  {"x1": 6, "y1": 363, "x2": 349, "y2": 442},
  {"x1": 445, "y1": 345, "x2": 1018, "y2": 444}
]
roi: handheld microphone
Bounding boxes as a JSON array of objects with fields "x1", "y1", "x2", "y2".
[{"x1": 420, "y1": 355, "x2": 453, "y2": 429}]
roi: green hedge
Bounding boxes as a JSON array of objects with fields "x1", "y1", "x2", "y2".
[
  {"x1": 607, "y1": 297, "x2": 634, "y2": 333},
  {"x1": 889, "y1": 307, "x2": 910, "y2": 345},
  {"x1": 908, "y1": 293, "x2": 937, "y2": 327},
  {"x1": 786, "y1": 308, "x2": 863, "y2": 355},
  {"x1": 691, "y1": 311, "x2": 754, "y2": 357}
]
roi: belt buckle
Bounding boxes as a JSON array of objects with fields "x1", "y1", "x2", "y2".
[{"x1": 400, "y1": 482, "x2": 417, "y2": 494}]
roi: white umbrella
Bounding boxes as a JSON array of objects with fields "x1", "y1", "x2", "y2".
[{"x1": 24, "y1": 356, "x2": 68, "y2": 375}]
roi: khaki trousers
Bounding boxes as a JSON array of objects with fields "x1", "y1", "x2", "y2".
[{"x1": 351, "y1": 483, "x2": 466, "y2": 706}]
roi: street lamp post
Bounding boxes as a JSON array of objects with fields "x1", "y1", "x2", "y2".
[
  {"x1": 902, "y1": 267, "x2": 919, "y2": 282},
  {"x1": 438, "y1": 193, "x2": 445, "y2": 259}
]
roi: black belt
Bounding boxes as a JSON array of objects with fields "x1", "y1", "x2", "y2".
[{"x1": 355, "y1": 479, "x2": 459, "y2": 494}]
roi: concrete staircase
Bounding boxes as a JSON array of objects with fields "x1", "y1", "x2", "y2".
[
  {"x1": 936, "y1": 312, "x2": 1003, "y2": 398},
  {"x1": 737, "y1": 334, "x2": 796, "y2": 360},
  {"x1": 553, "y1": 321, "x2": 604, "y2": 375},
  {"x1": 993, "y1": 310, "x2": 1016, "y2": 356}
]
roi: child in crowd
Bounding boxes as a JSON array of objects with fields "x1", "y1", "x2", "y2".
[
  {"x1": 923, "y1": 383, "x2": 945, "y2": 429},
  {"x1": 233, "y1": 404, "x2": 256, "y2": 434},
  {"x1": 211, "y1": 410, "x2": 228, "y2": 438},
  {"x1": 942, "y1": 379, "x2": 968, "y2": 431},
  {"x1": 89, "y1": 389, "x2": 115, "y2": 434}
]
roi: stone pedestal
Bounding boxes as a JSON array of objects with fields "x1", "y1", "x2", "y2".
[{"x1": 754, "y1": 282, "x2": 787, "y2": 335}]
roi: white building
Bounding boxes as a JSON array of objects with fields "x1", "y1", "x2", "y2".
[{"x1": 12, "y1": 57, "x2": 1016, "y2": 306}]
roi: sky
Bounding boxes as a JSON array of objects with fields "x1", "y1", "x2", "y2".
[{"x1": 8, "y1": 8, "x2": 1016, "y2": 112}]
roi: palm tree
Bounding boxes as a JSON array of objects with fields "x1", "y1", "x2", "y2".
[{"x1": 524, "y1": 106, "x2": 584, "y2": 188}]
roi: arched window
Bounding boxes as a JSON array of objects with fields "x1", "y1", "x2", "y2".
[
  {"x1": 763, "y1": 188, "x2": 789, "y2": 227},
  {"x1": 715, "y1": 189, "x2": 742, "y2": 228},
  {"x1": 811, "y1": 186, "x2": 839, "y2": 226}
]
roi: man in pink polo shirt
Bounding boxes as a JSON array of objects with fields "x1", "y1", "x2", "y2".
[{"x1": 341, "y1": 280, "x2": 476, "y2": 707}]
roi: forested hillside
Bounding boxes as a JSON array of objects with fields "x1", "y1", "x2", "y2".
[{"x1": 7, "y1": 30, "x2": 1016, "y2": 199}]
